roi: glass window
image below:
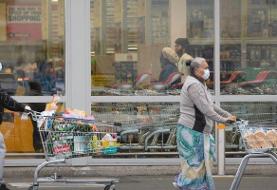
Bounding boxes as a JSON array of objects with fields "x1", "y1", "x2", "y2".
[
  {"x1": 222, "y1": 102, "x2": 277, "y2": 155},
  {"x1": 91, "y1": 0, "x2": 214, "y2": 96},
  {"x1": 0, "y1": 0, "x2": 65, "y2": 96},
  {"x1": 187, "y1": 0, "x2": 215, "y2": 92},
  {"x1": 92, "y1": 103, "x2": 178, "y2": 152},
  {"x1": 220, "y1": 0, "x2": 277, "y2": 95}
]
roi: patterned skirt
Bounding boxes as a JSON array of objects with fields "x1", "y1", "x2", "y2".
[{"x1": 175, "y1": 124, "x2": 216, "y2": 190}]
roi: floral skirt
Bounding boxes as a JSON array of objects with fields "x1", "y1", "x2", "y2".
[{"x1": 175, "y1": 124, "x2": 216, "y2": 190}]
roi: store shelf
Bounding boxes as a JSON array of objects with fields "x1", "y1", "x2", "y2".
[
  {"x1": 190, "y1": 38, "x2": 277, "y2": 46},
  {"x1": 189, "y1": 38, "x2": 214, "y2": 45},
  {"x1": 244, "y1": 38, "x2": 277, "y2": 44},
  {"x1": 221, "y1": 38, "x2": 242, "y2": 44},
  {"x1": 0, "y1": 41, "x2": 46, "y2": 46}
]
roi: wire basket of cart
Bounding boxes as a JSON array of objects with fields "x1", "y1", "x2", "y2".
[
  {"x1": 230, "y1": 119, "x2": 277, "y2": 190},
  {"x1": 28, "y1": 110, "x2": 119, "y2": 190}
]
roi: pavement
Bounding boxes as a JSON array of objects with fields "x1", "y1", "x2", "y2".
[
  {"x1": 5, "y1": 175, "x2": 277, "y2": 190},
  {"x1": 4, "y1": 157, "x2": 277, "y2": 189}
]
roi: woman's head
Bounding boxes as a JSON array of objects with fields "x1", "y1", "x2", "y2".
[
  {"x1": 190, "y1": 57, "x2": 210, "y2": 81},
  {"x1": 161, "y1": 47, "x2": 179, "y2": 64}
]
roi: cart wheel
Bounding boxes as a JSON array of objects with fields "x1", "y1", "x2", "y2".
[
  {"x1": 104, "y1": 184, "x2": 115, "y2": 190},
  {"x1": 29, "y1": 185, "x2": 39, "y2": 190}
]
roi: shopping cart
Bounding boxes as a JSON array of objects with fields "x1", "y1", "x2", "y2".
[
  {"x1": 230, "y1": 119, "x2": 277, "y2": 190},
  {"x1": 27, "y1": 110, "x2": 119, "y2": 190}
]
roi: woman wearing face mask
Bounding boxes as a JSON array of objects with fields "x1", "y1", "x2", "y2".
[{"x1": 173, "y1": 57, "x2": 236, "y2": 190}]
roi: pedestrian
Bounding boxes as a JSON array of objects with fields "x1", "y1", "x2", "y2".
[
  {"x1": 0, "y1": 62, "x2": 31, "y2": 190},
  {"x1": 174, "y1": 57, "x2": 236, "y2": 190},
  {"x1": 174, "y1": 38, "x2": 193, "y2": 81}
]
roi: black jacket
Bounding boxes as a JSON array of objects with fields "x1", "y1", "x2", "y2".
[{"x1": 0, "y1": 90, "x2": 25, "y2": 124}]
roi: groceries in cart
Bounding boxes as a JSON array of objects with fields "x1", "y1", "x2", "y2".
[
  {"x1": 237, "y1": 120, "x2": 277, "y2": 152},
  {"x1": 27, "y1": 97, "x2": 118, "y2": 160}
]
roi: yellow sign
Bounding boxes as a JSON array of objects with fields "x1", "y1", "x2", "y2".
[
  {"x1": 216, "y1": 123, "x2": 226, "y2": 129},
  {"x1": 92, "y1": 75, "x2": 115, "y2": 87}
]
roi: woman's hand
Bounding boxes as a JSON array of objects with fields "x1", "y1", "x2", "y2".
[{"x1": 227, "y1": 115, "x2": 236, "y2": 123}]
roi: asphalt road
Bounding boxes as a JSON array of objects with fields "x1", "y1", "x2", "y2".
[{"x1": 7, "y1": 175, "x2": 277, "y2": 190}]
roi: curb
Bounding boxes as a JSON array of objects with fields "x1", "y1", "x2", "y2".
[{"x1": 4, "y1": 164, "x2": 277, "y2": 178}]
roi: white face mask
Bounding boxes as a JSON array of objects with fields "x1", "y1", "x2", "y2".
[
  {"x1": 0, "y1": 62, "x2": 2, "y2": 72},
  {"x1": 202, "y1": 69, "x2": 210, "y2": 80}
]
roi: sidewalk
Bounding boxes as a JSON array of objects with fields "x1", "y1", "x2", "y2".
[
  {"x1": 6, "y1": 176, "x2": 277, "y2": 190},
  {"x1": 4, "y1": 158, "x2": 277, "y2": 177}
]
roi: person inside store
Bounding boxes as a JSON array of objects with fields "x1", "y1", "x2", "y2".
[
  {"x1": 35, "y1": 60, "x2": 57, "y2": 95},
  {"x1": 0, "y1": 62, "x2": 31, "y2": 190},
  {"x1": 174, "y1": 38, "x2": 193, "y2": 82},
  {"x1": 174, "y1": 57, "x2": 236, "y2": 190},
  {"x1": 159, "y1": 47, "x2": 179, "y2": 82}
]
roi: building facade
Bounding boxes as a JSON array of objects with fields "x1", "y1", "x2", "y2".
[{"x1": 0, "y1": 0, "x2": 276, "y2": 174}]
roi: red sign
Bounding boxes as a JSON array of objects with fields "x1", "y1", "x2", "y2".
[
  {"x1": 53, "y1": 144, "x2": 71, "y2": 154},
  {"x1": 6, "y1": 3, "x2": 42, "y2": 41}
]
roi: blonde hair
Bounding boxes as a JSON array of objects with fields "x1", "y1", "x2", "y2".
[{"x1": 161, "y1": 47, "x2": 179, "y2": 64}]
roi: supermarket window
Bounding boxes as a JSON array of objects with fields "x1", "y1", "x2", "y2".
[
  {"x1": 0, "y1": 0, "x2": 65, "y2": 96},
  {"x1": 92, "y1": 103, "x2": 179, "y2": 153},
  {"x1": 222, "y1": 102, "x2": 277, "y2": 155},
  {"x1": 187, "y1": 0, "x2": 214, "y2": 92},
  {"x1": 90, "y1": 0, "x2": 214, "y2": 96},
  {"x1": 220, "y1": 0, "x2": 277, "y2": 95}
]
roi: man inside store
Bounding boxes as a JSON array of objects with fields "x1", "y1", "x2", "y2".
[
  {"x1": 0, "y1": 62, "x2": 31, "y2": 190},
  {"x1": 174, "y1": 38, "x2": 193, "y2": 82}
]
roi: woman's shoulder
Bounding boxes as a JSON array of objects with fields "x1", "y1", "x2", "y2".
[
  {"x1": 185, "y1": 76, "x2": 201, "y2": 85},
  {"x1": 182, "y1": 76, "x2": 202, "y2": 90}
]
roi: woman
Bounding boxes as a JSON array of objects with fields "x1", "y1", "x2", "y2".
[
  {"x1": 174, "y1": 38, "x2": 193, "y2": 82},
  {"x1": 159, "y1": 47, "x2": 179, "y2": 82},
  {"x1": 174, "y1": 57, "x2": 236, "y2": 190}
]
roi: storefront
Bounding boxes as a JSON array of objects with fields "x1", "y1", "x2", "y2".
[{"x1": 0, "y1": 0, "x2": 276, "y2": 175}]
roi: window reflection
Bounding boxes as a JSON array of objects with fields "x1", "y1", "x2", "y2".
[
  {"x1": 92, "y1": 103, "x2": 179, "y2": 152},
  {"x1": 91, "y1": 0, "x2": 214, "y2": 96},
  {"x1": 220, "y1": 0, "x2": 277, "y2": 95},
  {"x1": 0, "y1": 0, "x2": 65, "y2": 96}
]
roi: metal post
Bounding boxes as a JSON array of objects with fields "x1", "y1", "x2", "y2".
[
  {"x1": 65, "y1": 0, "x2": 91, "y2": 114},
  {"x1": 214, "y1": 0, "x2": 224, "y2": 175},
  {"x1": 169, "y1": 0, "x2": 187, "y2": 47}
]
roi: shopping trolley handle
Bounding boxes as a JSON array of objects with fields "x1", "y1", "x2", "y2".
[
  {"x1": 25, "y1": 110, "x2": 43, "y2": 121},
  {"x1": 234, "y1": 119, "x2": 249, "y2": 127}
]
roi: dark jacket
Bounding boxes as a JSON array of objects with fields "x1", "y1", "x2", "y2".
[
  {"x1": 0, "y1": 90, "x2": 25, "y2": 124},
  {"x1": 27, "y1": 81, "x2": 46, "y2": 112}
]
